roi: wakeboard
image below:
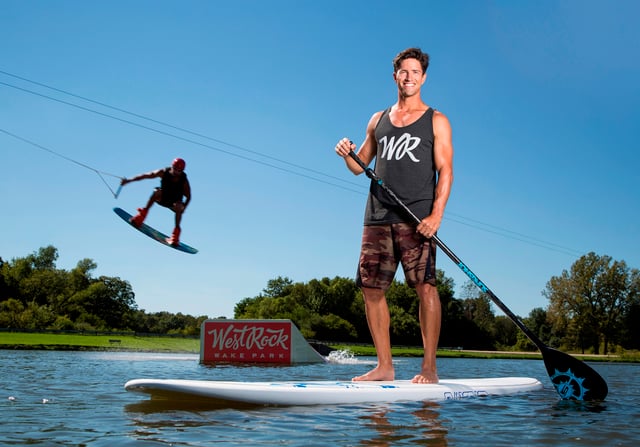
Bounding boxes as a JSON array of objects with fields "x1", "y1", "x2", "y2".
[
  {"x1": 113, "y1": 207, "x2": 198, "y2": 254},
  {"x1": 124, "y1": 377, "x2": 544, "y2": 406}
]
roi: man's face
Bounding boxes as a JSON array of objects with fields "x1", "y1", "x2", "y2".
[{"x1": 393, "y1": 58, "x2": 426, "y2": 98}]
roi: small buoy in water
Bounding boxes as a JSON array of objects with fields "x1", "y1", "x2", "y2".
[
  {"x1": 8, "y1": 396, "x2": 16, "y2": 401},
  {"x1": 41, "y1": 398, "x2": 50, "y2": 404}
]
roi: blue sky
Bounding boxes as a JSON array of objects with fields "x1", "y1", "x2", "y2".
[{"x1": 2, "y1": 0, "x2": 638, "y2": 320}]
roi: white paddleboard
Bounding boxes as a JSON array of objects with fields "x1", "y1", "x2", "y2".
[{"x1": 124, "y1": 377, "x2": 543, "y2": 406}]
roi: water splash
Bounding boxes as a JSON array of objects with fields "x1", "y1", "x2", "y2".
[{"x1": 325, "y1": 349, "x2": 367, "y2": 365}]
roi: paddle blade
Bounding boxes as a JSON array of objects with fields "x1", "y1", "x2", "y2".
[{"x1": 541, "y1": 347, "x2": 608, "y2": 401}]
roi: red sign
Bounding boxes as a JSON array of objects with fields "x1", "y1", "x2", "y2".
[{"x1": 201, "y1": 320, "x2": 292, "y2": 363}]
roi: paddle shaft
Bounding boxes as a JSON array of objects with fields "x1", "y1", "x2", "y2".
[{"x1": 347, "y1": 151, "x2": 546, "y2": 348}]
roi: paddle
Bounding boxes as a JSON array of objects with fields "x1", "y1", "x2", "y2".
[{"x1": 347, "y1": 150, "x2": 608, "y2": 401}]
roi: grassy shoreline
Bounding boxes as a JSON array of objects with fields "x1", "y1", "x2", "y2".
[
  {"x1": 1, "y1": 332, "x2": 637, "y2": 362},
  {"x1": 0, "y1": 332, "x2": 200, "y2": 353}
]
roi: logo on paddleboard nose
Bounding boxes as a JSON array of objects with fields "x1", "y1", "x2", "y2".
[{"x1": 550, "y1": 368, "x2": 588, "y2": 400}]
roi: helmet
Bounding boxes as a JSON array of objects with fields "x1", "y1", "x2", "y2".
[{"x1": 172, "y1": 157, "x2": 186, "y2": 171}]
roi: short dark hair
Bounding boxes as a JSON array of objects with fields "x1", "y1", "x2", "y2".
[{"x1": 393, "y1": 48, "x2": 430, "y2": 73}]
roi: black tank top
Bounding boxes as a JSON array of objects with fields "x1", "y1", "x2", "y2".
[
  {"x1": 160, "y1": 168, "x2": 187, "y2": 203},
  {"x1": 364, "y1": 107, "x2": 435, "y2": 225}
]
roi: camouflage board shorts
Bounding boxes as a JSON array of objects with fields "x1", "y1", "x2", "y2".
[{"x1": 356, "y1": 223, "x2": 437, "y2": 290}]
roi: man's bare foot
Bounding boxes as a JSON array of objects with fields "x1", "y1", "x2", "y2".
[
  {"x1": 411, "y1": 371, "x2": 439, "y2": 384},
  {"x1": 352, "y1": 366, "x2": 395, "y2": 382}
]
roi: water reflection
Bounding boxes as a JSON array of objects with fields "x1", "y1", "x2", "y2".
[
  {"x1": 551, "y1": 399, "x2": 608, "y2": 414},
  {"x1": 127, "y1": 398, "x2": 228, "y2": 414},
  {"x1": 413, "y1": 402, "x2": 449, "y2": 445},
  {"x1": 124, "y1": 396, "x2": 262, "y2": 414},
  {"x1": 359, "y1": 401, "x2": 448, "y2": 446},
  {"x1": 125, "y1": 396, "x2": 451, "y2": 446}
]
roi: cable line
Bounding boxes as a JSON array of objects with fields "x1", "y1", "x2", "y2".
[
  {"x1": 0, "y1": 71, "x2": 365, "y2": 191},
  {"x1": 0, "y1": 128, "x2": 123, "y2": 198},
  {"x1": 445, "y1": 214, "x2": 583, "y2": 257},
  {"x1": 0, "y1": 79, "x2": 367, "y2": 195}
]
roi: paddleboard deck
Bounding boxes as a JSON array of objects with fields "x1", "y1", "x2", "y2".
[
  {"x1": 124, "y1": 377, "x2": 543, "y2": 406},
  {"x1": 113, "y1": 207, "x2": 197, "y2": 254}
]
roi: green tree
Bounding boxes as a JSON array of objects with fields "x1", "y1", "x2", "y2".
[
  {"x1": 0, "y1": 246, "x2": 141, "y2": 331},
  {"x1": 389, "y1": 304, "x2": 420, "y2": 344},
  {"x1": 310, "y1": 313, "x2": 358, "y2": 341},
  {"x1": 456, "y1": 280, "x2": 497, "y2": 349},
  {"x1": 0, "y1": 246, "x2": 214, "y2": 335},
  {"x1": 0, "y1": 257, "x2": 8, "y2": 301},
  {"x1": 262, "y1": 276, "x2": 294, "y2": 298},
  {"x1": 621, "y1": 299, "x2": 640, "y2": 349},
  {"x1": 493, "y1": 315, "x2": 518, "y2": 349},
  {"x1": 327, "y1": 276, "x2": 359, "y2": 317},
  {"x1": 234, "y1": 276, "x2": 364, "y2": 340},
  {"x1": 0, "y1": 298, "x2": 24, "y2": 328},
  {"x1": 234, "y1": 295, "x2": 266, "y2": 317},
  {"x1": 18, "y1": 302, "x2": 57, "y2": 329},
  {"x1": 514, "y1": 307, "x2": 552, "y2": 351},
  {"x1": 545, "y1": 252, "x2": 639, "y2": 354},
  {"x1": 89, "y1": 277, "x2": 137, "y2": 329},
  {"x1": 304, "y1": 278, "x2": 331, "y2": 314}
]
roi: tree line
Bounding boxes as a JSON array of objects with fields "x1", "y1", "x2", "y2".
[
  {"x1": 1, "y1": 246, "x2": 638, "y2": 354},
  {"x1": 0, "y1": 246, "x2": 208, "y2": 336}
]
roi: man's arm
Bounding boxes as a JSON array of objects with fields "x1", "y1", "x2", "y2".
[
  {"x1": 417, "y1": 111, "x2": 453, "y2": 236},
  {"x1": 182, "y1": 180, "x2": 191, "y2": 209},
  {"x1": 335, "y1": 111, "x2": 383, "y2": 174},
  {"x1": 121, "y1": 169, "x2": 164, "y2": 185}
]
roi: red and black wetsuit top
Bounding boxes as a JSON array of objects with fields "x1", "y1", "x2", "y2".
[{"x1": 159, "y1": 167, "x2": 188, "y2": 207}]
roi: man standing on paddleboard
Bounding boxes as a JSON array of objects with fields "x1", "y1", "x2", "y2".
[
  {"x1": 120, "y1": 157, "x2": 191, "y2": 246},
  {"x1": 334, "y1": 48, "x2": 454, "y2": 384}
]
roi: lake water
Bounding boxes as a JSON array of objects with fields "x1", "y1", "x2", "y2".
[{"x1": 0, "y1": 349, "x2": 638, "y2": 446}]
